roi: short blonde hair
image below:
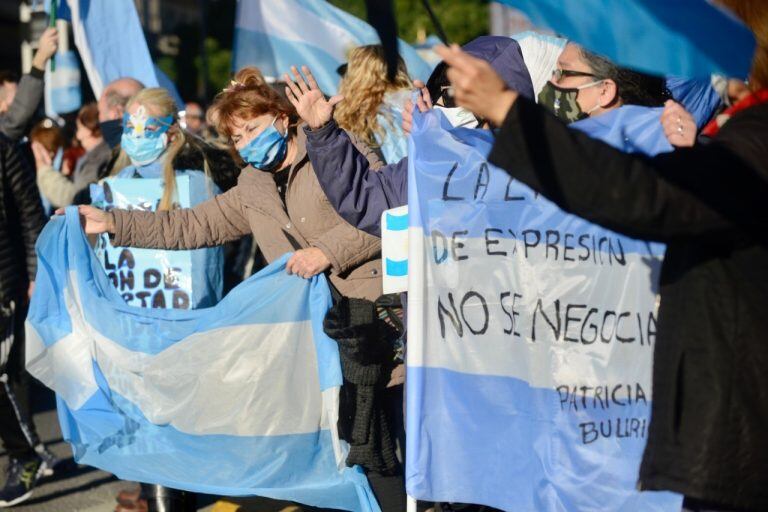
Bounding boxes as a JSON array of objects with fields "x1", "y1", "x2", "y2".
[{"x1": 334, "y1": 45, "x2": 412, "y2": 147}]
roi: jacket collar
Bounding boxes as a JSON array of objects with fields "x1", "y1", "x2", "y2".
[
  {"x1": 239, "y1": 126, "x2": 310, "y2": 235},
  {"x1": 287, "y1": 123, "x2": 310, "y2": 184}
]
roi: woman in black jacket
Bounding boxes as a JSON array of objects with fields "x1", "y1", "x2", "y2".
[{"x1": 433, "y1": 7, "x2": 768, "y2": 512}]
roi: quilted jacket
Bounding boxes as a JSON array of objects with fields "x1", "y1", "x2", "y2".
[
  {"x1": 111, "y1": 126, "x2": 383, "y2": 300},
  {"x1": 0, "y1": 134, "x2": 46, "y2": 300}
]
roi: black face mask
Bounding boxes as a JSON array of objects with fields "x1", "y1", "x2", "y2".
[{"x1": 100, "y1": 119, "x2": 124, "y2": 149}]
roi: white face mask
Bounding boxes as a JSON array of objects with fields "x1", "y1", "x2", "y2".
[{"x1": 435, "y1": 106, "x2": 479, "y2": 129}]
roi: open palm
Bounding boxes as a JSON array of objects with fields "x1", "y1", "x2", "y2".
[{"x1": 284, "y1": 66, "x2": 343, "y2": 130}]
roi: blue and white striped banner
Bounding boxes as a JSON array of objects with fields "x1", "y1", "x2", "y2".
[
  {"x1": 495, "y1": 0, "x2": 754, "y2": 79},
  {"x1": 51, "y1": 0, "x2": 183, "y2": 107},
  {"x1": 45, "y1": 49, "x2": 82, "y2": 118},
  {"x1": 404, "y1": 111, "x2": 682, "y2": 511},
  {"x1": 26, "y1": 209, "x2": 379, "y2": 512},
  {"x1": 233, "y1": 0, "x2": 433, "y2": 94},
  {"x1": 64, "y1": 0, "x2": 158, "y2": 97},
  {"x1": 381, "y1": 205, "x2": 409, "y2": 294}
]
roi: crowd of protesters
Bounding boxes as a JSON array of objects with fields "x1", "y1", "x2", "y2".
[{"x1": 0, "y1": 0, "x2": 766, "y2": 511}]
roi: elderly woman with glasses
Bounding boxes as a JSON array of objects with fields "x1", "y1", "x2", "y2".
[{"x1": 536, "y1": 42, "x2": 671, "y2": 123}]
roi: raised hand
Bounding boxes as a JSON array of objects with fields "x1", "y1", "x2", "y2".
[
  {"x1": 283, "y1": 65, "x2": 343, "y2": 130},
  {"x1": 32, "y1": 27, "x2": 59, "y2": 70},
  {"x1": 30, "y1": 141, "x2": 52, "y2": 169},
  {"x1": 402, "y1": 79, "x2": 433, "y2": 135}
]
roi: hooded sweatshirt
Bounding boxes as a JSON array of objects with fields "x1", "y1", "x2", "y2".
[{"x1": 304, "y1": 36, "x2": 535, "y2": 237}]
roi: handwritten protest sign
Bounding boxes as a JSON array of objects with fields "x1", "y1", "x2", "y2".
[
  {"x1": 92, "y1": 175, "x2": 222, "y2": 309},
  {"x1": 405, "y1": 112, "x2": 681, "y2": 511}
]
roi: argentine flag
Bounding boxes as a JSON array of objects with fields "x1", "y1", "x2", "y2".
[
  {"x1": 233, "y1": 0, "x2": 434, "y2": 94},
  {"x1": 494, "y1": 0, "x2": 754, "y2": 78},
  {"x1": 50, "y1": 0, "x2": 183, "y2": 106},
  {"x1": 405, "y1": 111, "x2": 682, "y2": 511},
  {"x1": 26, "y1": 209, "x2": 380, "y2": 512}
]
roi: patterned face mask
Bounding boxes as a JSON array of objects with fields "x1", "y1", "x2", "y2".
[
  {"x1": 537, "y1": 80, "x2": 603, "y2": 124},
  {"x1": 121, "y1": 106, "x2": 174, "y2": 166},
  {"x1": 237, "y1": 117, "x2": 288, "y2": 171}
]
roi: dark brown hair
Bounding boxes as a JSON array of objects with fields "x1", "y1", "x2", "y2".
[
  {"x1": 30, "y1": 120, "x2": 65, "y2": 154},
  {"x1": 77, "y1": 102, "x2": 101, "y2": 137}
]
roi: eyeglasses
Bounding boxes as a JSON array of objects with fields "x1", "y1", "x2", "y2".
[{"x1": 551, "y1": 69, "x2": 599, "y2": 82}]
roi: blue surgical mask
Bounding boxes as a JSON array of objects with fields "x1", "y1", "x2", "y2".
[
  {"x1": 238, "y1": 117, "x2": 288, "y2": 171},
  {"x1": 121, "y1": 107, "x2": 173, "y2": 166}
]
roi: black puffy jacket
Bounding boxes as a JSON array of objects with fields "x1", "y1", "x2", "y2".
[
  {"x1": 0, "y1": 135, "x2": 46, "y2": 300},
  {"x1": 489, "y1": 97, "x2": 768, "y2": 511}
]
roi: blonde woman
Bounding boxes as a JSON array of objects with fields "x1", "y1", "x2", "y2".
[
  {"x1": 98, "y1": 87, "x2": 232, "y2": 511},
  {"x1": 93, "y1": 87, "x2": 228, "y2": 310},
  {"x1": 334, "y1": 45, "x2": 412, "y2": 164},
  {"x1": 66, "y1": 68, "x2": 406, "y2": 510},
  {"x1": 111, "y1": 88, "x2": 207, "y2": 209}
]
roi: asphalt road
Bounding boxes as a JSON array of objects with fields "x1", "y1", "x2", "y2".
[
  {"x1": 0, "y1": 386, "x2": 298, "y2": 512},
  {"x1": 0, "y1": 404, "x2": 125, "y2": 512}
]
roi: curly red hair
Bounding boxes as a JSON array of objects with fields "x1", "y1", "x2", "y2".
[{"x1": 207, "y1": 67, "x2": 297, "y2": 139}]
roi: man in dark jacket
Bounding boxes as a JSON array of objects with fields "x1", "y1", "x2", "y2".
[
  {"x1": 434, "y1": 36, "x2": 768, "y2": 511},
  {"x1": 0, "y1": 134, "x2": 48, "y2": 507}
]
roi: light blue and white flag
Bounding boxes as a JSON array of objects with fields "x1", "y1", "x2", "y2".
[
  {"x1": 494, "y1": 0, "x2": 754, "y2": 79},
  {"x1": 44, "y1": 49, "x2": 82, "y2": 118},
  {"x1": 63, "y1": 0, "x2": 158, "y2": 97},
  {"x1": 233, "y1": 0, "x2": 434, "y2": 94},
  {"x1": 571, "y1": 106, "x2": 673, "y2": 156},
  {"x1": 26, "y1": 209, "x2": 380, "y2": 512},
  {"x1": 405, "y1": 111, "x2": 682, "y2": 511},
  {"x1": 51, "y1": 0, "x2": 183, "y2": 107}
]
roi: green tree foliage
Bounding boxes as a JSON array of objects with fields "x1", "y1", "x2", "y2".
[
  {"x1": 328, "y1": 0, "x2": 489, "y2": 45},
  {"x1": 196, "y1": 38, "x2": 233, "y2": 96},
  {"x1": 154, "y1": 0, "x2": 488, "y2": 102}
]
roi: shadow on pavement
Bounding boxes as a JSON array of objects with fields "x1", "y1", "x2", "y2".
[
  {"x1": 21, "y1": 473, "x2": 118, "y2": 507},
  {"x1": 44, "y1": 456, "x2": 101, "y2": 482}
]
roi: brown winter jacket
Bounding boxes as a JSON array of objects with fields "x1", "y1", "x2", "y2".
[{"x1": 110, "y1": 127, "x2": 383, "y2": 300}]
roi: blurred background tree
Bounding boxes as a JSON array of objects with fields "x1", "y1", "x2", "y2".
[
  {"x1": 152, "y1": 0, "x2": 489, "y2": 103},
  {"x1": 329, "y1": 0, "x2": 489, "y2": 45}
]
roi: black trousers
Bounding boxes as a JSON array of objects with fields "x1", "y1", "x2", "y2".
[
  {"x1": 682, "y1": 497, "x2": 752, "y2": 512},
  {"x1": 139, "y1": 483, "x2": 197, "y2": 512},
  {"x1": 0, "y1": 298, "x2": 40, "y2": 461}
]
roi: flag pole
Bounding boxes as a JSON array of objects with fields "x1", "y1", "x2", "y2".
[{"x1": 49, "y1": 0, "x2": 57, "y2": 71}]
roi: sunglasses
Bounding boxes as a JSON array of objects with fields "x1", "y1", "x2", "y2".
[
  {"x1": 437, "y1": 85, "x2": 457, "y2": 108},
  {"x1": 551, "y1": 69, "x2": 599, "y2": 82}
]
